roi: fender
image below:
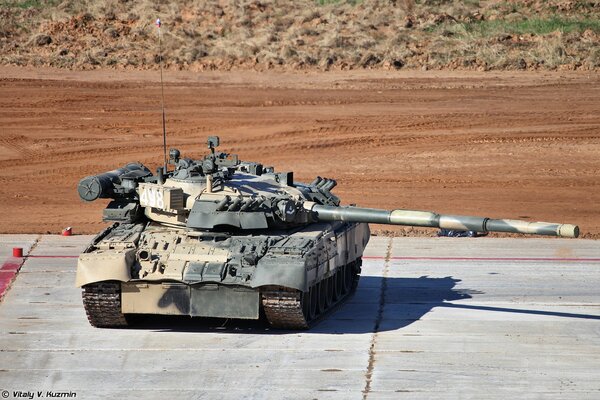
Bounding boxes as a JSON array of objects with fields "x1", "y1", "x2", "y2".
[
  {"x1": 75, "y1": 249, "x2": 135, "y2": 287},
  {"x1": 252, "y1": 257, "x2": 309, "y2": 292}
]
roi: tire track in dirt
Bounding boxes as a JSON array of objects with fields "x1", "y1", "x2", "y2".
[
  {"x1": 0, "y1": 135, "x2": 42, "y2": 159},
  {"x1": 0, "y1": 70, "x2": 599, "y2": 236}
]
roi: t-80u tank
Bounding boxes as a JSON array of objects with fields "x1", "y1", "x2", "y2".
[{"x1": 76, "y1": 136, "x2": 579, "y2": 329}]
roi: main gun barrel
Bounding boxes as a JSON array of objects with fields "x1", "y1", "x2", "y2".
[{"x1": 305, "y1": 203, "x2": 579, "y2": 238}]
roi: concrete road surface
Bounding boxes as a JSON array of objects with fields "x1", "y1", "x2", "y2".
[{"x1": 0, "y1": 235, "x2": 598, "y2": 399}]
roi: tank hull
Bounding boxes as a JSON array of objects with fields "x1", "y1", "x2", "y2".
[
  {"x1": 78, "y1": 221, "x2": 370, "y2": 328},
  {"x1": 76, "y1": 136, "x2": 580, "y2": 330}
]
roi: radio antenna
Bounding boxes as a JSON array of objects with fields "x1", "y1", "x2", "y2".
[{"x1": 156, "y1": 18, "x2": 167, "y2": 171}]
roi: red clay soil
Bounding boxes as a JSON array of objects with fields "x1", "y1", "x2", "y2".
[{"x1": 0, "y1": 66, "x2": 598, "y2": 238}]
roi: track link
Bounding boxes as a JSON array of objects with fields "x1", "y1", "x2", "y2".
[
  {"x1": 262, "y1": 290, "x2": 309, "y2": 329},
  {"x1": 82, "y1": 281, "x2": 129, "y2": 328}
]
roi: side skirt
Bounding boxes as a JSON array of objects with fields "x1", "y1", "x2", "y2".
[{"x1": 262, "y1": 258, "x2": 362, "y2": 330}]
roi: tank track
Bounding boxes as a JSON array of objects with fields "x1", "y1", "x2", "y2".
[
  {"x1": 262, "y1": 290, "x2": 310, "y2": 329},
  {"x1": 82, "y1": 281, "x2": 129, "y2": 328},
  {"x1": 262, "y1": 259, "x2": 361, "y2": 329}
]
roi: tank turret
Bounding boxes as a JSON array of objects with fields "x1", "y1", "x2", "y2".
[{"x1": 76, "y1": 136, "x2": 580, "y2": 330}]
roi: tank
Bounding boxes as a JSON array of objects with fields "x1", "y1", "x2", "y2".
[{"x1": 75, "y1": 136, "x2": 579, "y2": 329}]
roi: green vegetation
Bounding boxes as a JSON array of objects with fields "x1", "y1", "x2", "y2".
[
  {"x1": 457, "y1": 17, "x2": 600, "y2": 37},
  {"x1": 0, "y1": 0, "x2": 598, "y2": 71}
]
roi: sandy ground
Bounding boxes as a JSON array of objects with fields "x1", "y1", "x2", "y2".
[{"x1": 0, "y1": 66, "x2": 598, "y2": 237}]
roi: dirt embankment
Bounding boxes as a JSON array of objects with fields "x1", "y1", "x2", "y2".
[
  {"x1": 1, "y1": 0, "x2": 599, "y2": 72},
  {"x1": 0, "y1": 67, "x2": 598, "y2": 238}
]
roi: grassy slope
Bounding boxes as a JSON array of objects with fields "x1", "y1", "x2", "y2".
[{"x1": 0, "y1": 0, "x2": 599, "y2": 71}]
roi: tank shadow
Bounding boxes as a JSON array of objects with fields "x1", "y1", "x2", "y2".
[
  {"x1": 128, "y1": 275, "x2": 600, "y2": 334},
  {"x1": 127, "y1": 276, "x2": 471, "y2": 334},
  {"x1": 309, "y1": 275, "x2": 477, "y2": 334}
]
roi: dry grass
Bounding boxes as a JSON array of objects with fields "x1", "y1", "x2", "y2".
[{"x1": 0, "y1": 0, "x2": 598, "y2": 71}]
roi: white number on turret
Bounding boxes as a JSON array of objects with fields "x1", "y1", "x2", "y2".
[{"x1": 140, "y1": 185, "x2": 164, "y2": 208}]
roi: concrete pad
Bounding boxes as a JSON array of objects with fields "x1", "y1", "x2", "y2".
[
  {"x1": 0, "y1": 235, "x2": 598, "y2": 399},
  {"x1": 0, "y1": 235, "x2": 39, "y2": 259},
  {"x1": 0, "y1": 235, "x2": 39, "y2": 300}
]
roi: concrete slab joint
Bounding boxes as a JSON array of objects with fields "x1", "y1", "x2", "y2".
[{"x1": 0, "y1": 235, "x2": 598, "y2": 398}]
